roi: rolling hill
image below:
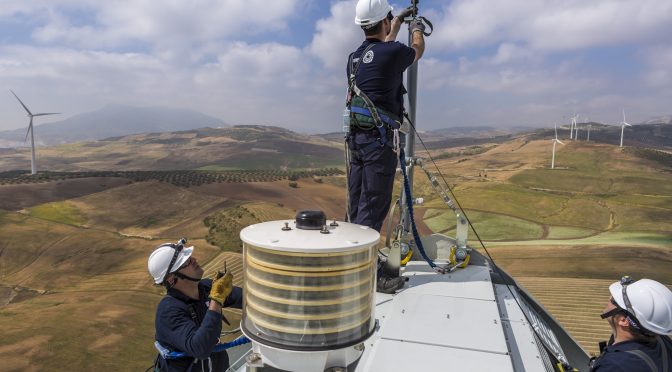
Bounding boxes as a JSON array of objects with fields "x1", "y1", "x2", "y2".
[
  {"x1": 0, "y1": 125, "x2": 344, "y2": 172},
  {"x1": 0, "y1": 105, "x2": 226, "y2": 147}
]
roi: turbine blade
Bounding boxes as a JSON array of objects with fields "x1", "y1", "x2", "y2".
[
  {"x1": 622, "y1": 109, "x2": 626, "y2": 122},
  {"x1": 557, "y1": 140, "x2": 564, "y2": 145},
  {"x1": 33, "y1": 112, "x2": 60, "y2": 116},
  {"x1": 10, "y1": 90, "x2": 33, "y2": 116},
  {"x1": 554, "y1": 123, "x2": 558, "y2": 139},
  {"x1": 24, "y1": 121, "x2": 32, "y2": 143}
]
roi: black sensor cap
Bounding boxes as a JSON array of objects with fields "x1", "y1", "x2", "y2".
[{"x1": 295, "y1": 210, "x2": 327, "y2": 230}]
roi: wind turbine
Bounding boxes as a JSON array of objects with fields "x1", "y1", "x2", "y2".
[
  {"x1": 10, "y1": 90, "x2": 60, "y2": 175},
  {"x1": 551, "y1": 123, "x2": 564, "y2": 169},
  {"x1": 619, "y1": 109, "x2": 631, "y2": 148},
  {"x1": 569, "y1": 113, "x2": 579, "y2": 139},
  {"x1": 586, "y1": 124, "x2": 591, "y2": 141}
]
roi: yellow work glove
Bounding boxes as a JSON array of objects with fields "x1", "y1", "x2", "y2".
[{"x1": 209, "y1": 272, "x2": 233, "y2": 306}]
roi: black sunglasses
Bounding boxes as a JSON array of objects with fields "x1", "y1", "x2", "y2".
[
  {"x1": 386, "y1": 12, "x2": 393, "y2": 21},
  {"x1": 600, "y1": 276, "x2": 636, "y2": 320}
]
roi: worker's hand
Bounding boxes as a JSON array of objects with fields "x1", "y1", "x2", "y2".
[
  {"x1": 209, "y1": 272, "x2": 233, "y2": 306},
  {"x1": 410, "y1": 19, "x2": 425, "y2": 35},
  {"x1": 397, "y1": 6, "x2": 414, "y2": 20}
]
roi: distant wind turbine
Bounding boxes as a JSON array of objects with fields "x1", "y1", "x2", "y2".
[
  {"x1": 551, "y1": 123, "x2": 564, "y2": 169},
  {"x1": 10, "y1": 90, "x2": 60, "y2": 175},
  {"x1": 619, "y1": 109, "x2": 631, "y2": 148},
  {"x1": 569, "y1": 112, "x2": 579, "y2": 139},
  {"x1": 586, "y1": 124, "x2": 591, "y2": 141}
]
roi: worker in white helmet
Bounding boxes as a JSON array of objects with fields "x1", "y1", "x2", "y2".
[
  {"x1": 147, "y1": 239, "x2": 242, "y2": 372},
  {"x1": 590, "y1": 276, "x2": 672, "y2": 371},
  {"x1": 346, "y1": 0, "x2": 425, "y2": 293}
]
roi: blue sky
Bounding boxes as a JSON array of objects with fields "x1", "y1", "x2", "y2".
[{"x1": 1, "y1": 0, "x2": 671, "y2": 133}]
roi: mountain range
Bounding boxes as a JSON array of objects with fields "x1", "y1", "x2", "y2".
[{"x1": 0, "y1": 105, "x2": 226, "y2": 147}]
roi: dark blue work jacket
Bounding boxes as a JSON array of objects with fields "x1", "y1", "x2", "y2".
[
  {"x1": 590, "y1": 336, "x2": 672, "y2": 372},
  {"x1": 154, "y1": 279, "x2": 243, "y2": 372},
  {"x1": 346, "y1": 38, "x2": 415, "y2": 118}
]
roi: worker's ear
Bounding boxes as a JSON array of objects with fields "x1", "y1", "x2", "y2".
[
  {"x1": 166, "y1": 274, "x2": 177, "y2": 287},
  {"x1": 615, "y1": 314, "x2": 629, "y2": 328}
]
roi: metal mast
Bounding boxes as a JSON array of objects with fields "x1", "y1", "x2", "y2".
[{"x1": 401, "y1": 0, "x2": 419, "y2": 233}]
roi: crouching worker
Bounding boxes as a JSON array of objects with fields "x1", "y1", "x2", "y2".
[
  {"x1": 148, "y1": 239, "x2": 243, "y2": 372},
  {"x1": 590, "y1": 276, "x2": 672, "y2": 371}
]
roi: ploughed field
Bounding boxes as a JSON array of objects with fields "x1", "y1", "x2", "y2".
[{"x1": 515, "y1": 277, "x2": 612, "y2": 356}]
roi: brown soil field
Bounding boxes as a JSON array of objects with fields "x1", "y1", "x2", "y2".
[
  {"x1": 515, "y1": 277, "x2": 613, "y2": 356},
  {"x1": 66, "y1": 181, "x2": 231, "y2": 238},
  {"x1": 486, "y1": 244, "x2": 672, "y2": 283},
  {"x1": 0, "y1": 177, "x2": 131, "y2": 211},
  {"x1": 194, "y1": 178, "x2": 347, "y2": 221}
]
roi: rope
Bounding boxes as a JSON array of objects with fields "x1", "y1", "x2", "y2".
[{"x1": 157, "y1": 336, "x2": 251, "y2": 360}]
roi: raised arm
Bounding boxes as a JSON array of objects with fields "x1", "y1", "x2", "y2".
[{"x1": 410, "y1": 20, "x2": 425, "y2": 63}]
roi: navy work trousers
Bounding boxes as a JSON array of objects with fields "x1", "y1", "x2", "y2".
[{"x1": 348, "y1": 128, "x2": 398, "y2": 232}]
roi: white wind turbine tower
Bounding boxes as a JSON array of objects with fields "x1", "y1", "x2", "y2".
[
  {"x1": 10, "y1": 90, "x2": 60, "y2": 175},
  {"x1": 551, "y1": 123, "x2": 564, "y2": 169},
  {"x1": 619, "y1": 109, "x2": 631, "y2": 148},
  {"x1": 569, "y1": 113, "x2": 579, "y2": 139},
  {"x1": 585, "y1": 116, "x2": 591, "y2": 141}
]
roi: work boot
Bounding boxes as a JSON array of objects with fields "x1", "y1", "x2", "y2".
[{"x1": 376, "y1": 275, "x2": 407, "y2": 294}]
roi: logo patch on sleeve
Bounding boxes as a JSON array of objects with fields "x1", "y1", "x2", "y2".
[{"x1": 363, "y1": 50, "x2": 374, "y2": 63}]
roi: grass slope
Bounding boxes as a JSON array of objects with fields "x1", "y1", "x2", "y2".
[
  {"x1": 0, "y1": 210, "x2": 222, "y2": 371},
  {"x1": 67, "y1": 181, "x2": 229, "y2": 238},
  {"x1": 27, "y1": 201, "x2": 87, "y2": 227}
]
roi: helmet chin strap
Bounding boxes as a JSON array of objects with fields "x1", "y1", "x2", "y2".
[{"x1": 174, "y1": 271, "x2": 201, "y2": 282}]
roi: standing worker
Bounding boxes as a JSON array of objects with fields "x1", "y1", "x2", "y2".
[
  {"x1": 345, "y1": 0, "x2": 426, "y2": 293},
  {"x1": 590, "y1": 276, "x2": 672, "y2": 371},
  {"x1": 148, "y1": 239, "x2": 243, "y2": 371}
]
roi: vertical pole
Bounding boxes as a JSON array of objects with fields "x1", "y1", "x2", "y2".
[
  {"x1": 402, "y1": 21, "x2": 418, "y2": 234},
  {"x1": 29, "y1": 118, "x2": 36, "y2": 175},
  {"x1": 387, "y1": 2, "x2": 419, "y2": 277}
]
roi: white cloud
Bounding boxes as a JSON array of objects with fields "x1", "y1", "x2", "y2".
[
  {"x1": 12, "y1": 0, "x2": 302, "y2": 51},
  {"x1": 641, "y1": 44, "x2": 672, "y2": 88},
  {"x1": 432, "y1": 0, "x2": 672, "y2": 52},
  {"x1": 491, "y1": 43, "x2": 535, "y2": 65},
  {"x1": 308, "y1": 0, "x2": 360, "y2": 71}
]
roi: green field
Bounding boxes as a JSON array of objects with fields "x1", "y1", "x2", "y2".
[
  {"x1": 28, "y1": 201, "x2": 87, "y2": 226},
  {"x1": 424, "y1": 208, "x2": 544, "y2": 241},
  {"x1": 546, "y1": 226, "x2": 597, "y2": 239}
]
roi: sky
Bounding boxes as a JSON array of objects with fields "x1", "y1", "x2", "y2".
[{"x1": 1, "y1": 0, "x2": 671, "y2": 134}]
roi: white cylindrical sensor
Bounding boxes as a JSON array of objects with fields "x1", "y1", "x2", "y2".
[{"x1": 240, "y1": 212, "x2": 379, "y2": 354}]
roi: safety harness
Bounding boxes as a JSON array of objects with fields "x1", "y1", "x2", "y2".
[
  {"x1": 154, "y1": 336, "x2": 251, "y2": 360},
  {"x1": 346, "y1": 43, "x2": 402, "y2": 157}
]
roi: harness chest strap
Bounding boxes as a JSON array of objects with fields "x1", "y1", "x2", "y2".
[{"x1": 347, "y1": 44, "x2": 401, "y2": 155}]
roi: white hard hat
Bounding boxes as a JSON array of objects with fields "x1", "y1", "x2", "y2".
[
  {"x1": 148, "y1": 243, "x2": 194, "y2": 284},
  {"x1": 609, "y1": 277, "x2": 672, "y2": 335},
  {"x1": 355, "y1": 0, "x2": 392, "y2": 26}
]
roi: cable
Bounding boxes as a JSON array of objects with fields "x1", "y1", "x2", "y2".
[
  {"x1": 344, "y1": 137, "x2": 352, "y2": 222},
  {"x1": 400, "y1": 147, "x2": 437, "y2": 270},
  {"x1": 404, "y1": 114, "x2": 573, "y2": 369}
]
